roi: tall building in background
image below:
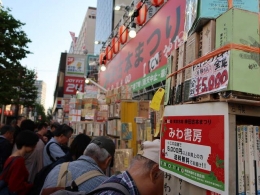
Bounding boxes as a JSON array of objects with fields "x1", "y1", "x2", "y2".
[
  {"x1": 70, "y1": 7, "x2": 96, "y2": 55},
  {"x1": 35, "y1": 80, "x2": 46, "y2": 108},
  {"x1": 94, "y1": 0, "x2": 132, "y2": 54}
]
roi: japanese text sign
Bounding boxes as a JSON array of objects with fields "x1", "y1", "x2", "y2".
[
  {"x1": 63, "y1": 76, "x2": 85, "y2": 95},
  {"x1": 66, "y1": 54, "x2": 86, "y2": 76},
  {"x1": 160, "y1": 114, "x2": 225, "y2": 193},
  {"x1": 189, "y1": 51, "x2": 230, "y2": 97},
  {"x1": 99, "y1": 0, "x2": 186, "y2": 89},
  {"x1": 160, "y1": 103, "x2": 229, "y2": 194}
]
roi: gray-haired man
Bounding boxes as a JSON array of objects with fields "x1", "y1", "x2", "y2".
[{"x1": 41, "y1": 136, "x2": 115, "y2": 194}]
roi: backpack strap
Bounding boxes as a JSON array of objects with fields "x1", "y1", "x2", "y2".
[
  {"x1": 74, "y1": 170, "x2": 103, "y2": 186},
  {"x1": 57, "y1": 162, "x2": 72, "y2": 187},
  {"x1": 87, "y1": 182, "x2": 130, "y2": 195},
  {"x1": 46, "y1": 142, "x2": 57, "y2": 162}
]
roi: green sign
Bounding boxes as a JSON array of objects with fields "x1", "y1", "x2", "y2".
[{"x1": 130, "y1": 65, "x2": 168, "y2": 92}]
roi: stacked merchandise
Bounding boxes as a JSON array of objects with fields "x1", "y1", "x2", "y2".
[
  {"x1": 68, "y1": 98, "x2": 82, "y2": 122},
  {"x1": 237, "y1": 125, "x2": 260, "y2": 194},
  {"x1": 163, "y1": 0, "x2": 260, "y2": 194},
  {"x1": 170, "y1": 0, "x2": 260, "y2": 105},
  {"x1": 81, "y1": 98, "x2": 98, "y2": 121}
]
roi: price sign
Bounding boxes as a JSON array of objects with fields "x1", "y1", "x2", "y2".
[{"x1": 189, "y1": 51, "x2": 230, "y2": 98}]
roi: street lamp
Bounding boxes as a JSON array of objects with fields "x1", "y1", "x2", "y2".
[{"x1": 85, "y1": 78, "x2": 107, "y2": 92}]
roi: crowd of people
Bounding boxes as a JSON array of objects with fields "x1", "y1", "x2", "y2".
[{"x1": 0, "y1": 117, "x2": 163, "y2": 195}]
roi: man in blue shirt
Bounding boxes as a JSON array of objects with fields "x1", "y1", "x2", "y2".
[
  {"x1": 41, "y1": 136, "x2": 115, "y2": 194},
  {"x1": 43, "y1": 124, "x2": 72, "y2": 166},
  {"x1": 94, "y1": 139, "x2": 164, "y2": 195}
]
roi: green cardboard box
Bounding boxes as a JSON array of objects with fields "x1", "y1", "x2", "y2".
[
  {"x1": 216, "y1": 8, "x2": 259, "y2": 48},
  {"x1": 227, "y1": 50, "x2": 260, "y2": 95}
]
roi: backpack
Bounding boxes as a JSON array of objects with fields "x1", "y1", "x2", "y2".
[
  {"x1": 29, "y1": 153, "x2": 73, "y2": 195},
  {"x1": 0, "y1": 157, "x2": 20, "y2": 195},
  {"x1": 47, "y1": 182, "x2": 130, "y2": 195},
  {"x1": 46, "y1": 142, "x2": 69, "y2": 163},
  {"x1": 41, "y1": 162, "x2": 104, "y2": 195}
]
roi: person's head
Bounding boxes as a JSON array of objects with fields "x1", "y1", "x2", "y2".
[
  {"x1": 51, "y1": 122, "x2": 60, "y2": 132},
  {"x1": 17, "y1": 116, "x2": 26, "y2": 127},
  {"x1": 37, "y1": 122, "x2": 48, "y2": 135},
  {"x1": 128, "y1": 139, "x2": 163, "y2": 195},
  {"x1": 53, "y1": 124, "x2": 73, "y2": 145},
  {"x1": 10, "y1": 119, "x2": 17, "y2": 127},
  {"x1": 16, "y1": 130, "x2": 39, "y2": 154},
  {"x1": 0, "y1": 125, "x2": 15, "y2": 143},
  {"x1": 84, "y1": 136, "x2": 115, "y2": 173},
  {"x1": 20, "y1": 119, "x2": 35, "y2": 132},
  {"x1": 69, "y1": 134, "x2": 91, "y2": 160}
]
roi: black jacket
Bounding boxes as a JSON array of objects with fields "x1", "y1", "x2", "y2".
[{"x1": 0, "y1": 137, "x2": 13, "y2": 173}]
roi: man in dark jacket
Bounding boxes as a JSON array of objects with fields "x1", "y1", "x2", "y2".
[{"x1": 0, "y1": 125, "x2": 15, "y2": 172}]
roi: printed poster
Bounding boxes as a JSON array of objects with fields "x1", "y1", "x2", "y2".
[
  {"x1": 66, "y1": 54, "x2": 85, "y2": 76},
  {"x1": 160, "y1": 103, "x2": 228, "y2": 194}
]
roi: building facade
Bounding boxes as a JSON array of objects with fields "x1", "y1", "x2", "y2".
[
  {"x1": 70, "y1": 7, "x2": 97, "y2": 55},
  {"x1": 35, "y1": 80, "x2": 46, "y2": 108},
  {"x1": 94, "y1": 0, "x2": 132, "y2": 54}
]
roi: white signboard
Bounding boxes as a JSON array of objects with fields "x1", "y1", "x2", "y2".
[{"x1": 189, "y1": 51, "x2": 230, "y2": 98}]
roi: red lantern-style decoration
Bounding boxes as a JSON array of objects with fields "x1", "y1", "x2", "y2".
[
  {"x1": 9, "y1": 110, "x2": 13, "y2": 116},
  {"x1": 135, "y1": 2, "x2": 148, "y2": 26},
  {"x1": 112, "y1": 37, "x2": 120, "y2": 54},
  {"x1": 99, "y1": 52, "x2": 106, "y2": 65},
  {"x1": 150, "y1": 0, "x2": 164, "y2": 7},
  {"x1": 4, "y1": 110, "x2": 7, "y2": 116},
  {"x1": 105, "y1": 45, "x2": 113, "y2": 61},
  {"x1": 118, "y1": 25, "x2": 128, "y2": 44}
]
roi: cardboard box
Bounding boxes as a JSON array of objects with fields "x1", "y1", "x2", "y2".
[
  {"x1": 185, "y1": 33, "x2": 199, "y2": 81},
  {"x1": 202, "y1": 20, "x2": 216, "y2": 56},
  {"x1": 82, "y1": 98, "x2": 98, "y2": 109},
  {"x1": 121, "y1": 93, "x2": 132, "y2": 100},
  {"x1": 187, "y1": 0, "x2": 259, "y2": 34},
  {"x1": 215, "y1": 8, "x2": 259, "y2": 48}
]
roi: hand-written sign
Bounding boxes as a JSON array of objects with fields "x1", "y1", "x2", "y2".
[
  {"x1": 139, "y1": 101, "x2": 150, "y2": 118},
  {"x1": 189, "y1": 51, "x2": 230, "y2": 97}
]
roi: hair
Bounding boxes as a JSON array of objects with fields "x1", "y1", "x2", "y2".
[
  {"x1": 20, "y1": 119, "x2": 35, "y2": 132},
  {"x1": 84, "y1": 143, "x2": 110, "y2": 162},
  {"x1": 69, "y1": 134, "x2": 91, "y2": 159},
  {"x1": 51, "y1": 122, "x2": 60, "y2": 129},
  {"x1": 129, "y1": 154, "x2": 157, "y2": 172},
  {"x1": 53, "y1": 124, "x2": 73, "y2": 137},
  {"x1": 37, "y1": 122, "x2": 48, "y2": 131},
  {"x1": 0, "y1": 125, "x2": 15, "y2": 135},
  {"x1": 16, "y1": 130, "x2": 39, "y2": 149},
  {"x1": 11, "y1": 119, "x2": 17, "y2": 125},
  {"x1": 17, "y1": 116, "x2": 25, "y2": 121}
]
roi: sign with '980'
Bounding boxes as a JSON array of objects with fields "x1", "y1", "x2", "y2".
[{"x1": 63, "y1": 76, "x2": 85, "y2": 95}]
